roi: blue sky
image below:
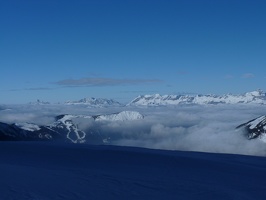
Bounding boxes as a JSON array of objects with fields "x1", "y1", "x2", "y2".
[{"x1": 1, "y1": 0, "x2": 266, "y2": 103}]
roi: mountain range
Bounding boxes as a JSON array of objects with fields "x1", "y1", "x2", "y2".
[
  {"x1": 0, "y1": 111, "x2": 144, "y2": 143},
  {"x1": 26, "y1": 90, "x2": 266, "y2": 107},
  {"x1": 128, "y1": 90, "x2": 266, "y2": 106},
  {"x1": 65, "y1": 97, "x2": 122, "y2": 107}
]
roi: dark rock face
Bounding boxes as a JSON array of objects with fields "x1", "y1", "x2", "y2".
[
  {"x1": 0, "y1": 122, "x2": 24, "y2": 141},
  {"x1": 236, "y1": 116, "x2": 266, "y2": 140}
]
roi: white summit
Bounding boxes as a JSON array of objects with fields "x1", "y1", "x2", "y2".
[{"x1": 95, "y1": 111, "x2": 144, "y2": 121}]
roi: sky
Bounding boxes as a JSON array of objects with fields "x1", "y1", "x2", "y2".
[{"x1": 1, "y1": 0, "x2": 266, "y2": 104}]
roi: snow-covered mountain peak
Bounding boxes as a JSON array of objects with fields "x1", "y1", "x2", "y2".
[
  {"x1": 236, "y1": 115, "x2": 266, "y2": 142},
  {"x1": 55, "y1": 114, "x2": 91, "y2": 123},
  {"x1": 54, "y1": 111, "x2": 144, "y2": 124},
  {"x1": 95, "y1": 111, "x2": 144, "y2": 121},
  {"x1": 244, "y1": 89, "x2": 265, "y2": 97}
]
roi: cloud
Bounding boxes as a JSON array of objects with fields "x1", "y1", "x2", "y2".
[
  {"x1": 54, "y1": 77, "x2": 163, "y2": 87},
  {"x1": 1, "y1": 104, "x2": 266, "y2": 156},
  {"x1": 242, "y1": 73, "x2": 255, "y2": 78},
  {"x1": 90, "y1": 105, "x2": 266, "y2": 156}
]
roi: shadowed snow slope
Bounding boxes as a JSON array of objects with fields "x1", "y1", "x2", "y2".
[{"x1": 1, "y1": 142, "x2": 266, "y2": 200}]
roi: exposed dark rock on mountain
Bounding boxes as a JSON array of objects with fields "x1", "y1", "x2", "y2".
[{"x1": 236, "y1": 115, "x2": 266, "y2": 141}]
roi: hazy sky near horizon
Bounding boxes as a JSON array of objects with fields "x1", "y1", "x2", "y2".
[{"x1": 1, "y1": 0, "x2": 266, "y2": 103}]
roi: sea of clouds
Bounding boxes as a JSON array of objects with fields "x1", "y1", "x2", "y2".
[{"x1": 1, "y1": 104, "x2": 266, "y2": 156}]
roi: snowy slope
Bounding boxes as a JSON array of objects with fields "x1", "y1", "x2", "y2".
[
  {"x1": 53, "y1": 111, "x2": 144, "y2": 123},
  {"x1": 128, "y1": 90, "x2": 266, "y2": 106},
  {"x1": 65, "y1": 97, "x2": 122, "y2": 107},
  {"x1": 1, "y1": 142, "x2": 266, "y2": 200},
  {"x1": 94, "y1": 111, "x2": 144, "y2": 121},
  {"x1": 48, "y1": 115, "x2": 89, "y2": 143}
]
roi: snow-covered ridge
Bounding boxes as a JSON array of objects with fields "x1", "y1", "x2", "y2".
[
  {"x1": 237, "y1": 115, "x2": 266, "y2": 142},
  {"x1": 26, "y1": 90, "x2": 266, "y2": 107},
  {"x1": 128, "y1": 90, "x2": 266, "y2": 106},
  {"x1": 55, "y1": 111, "x2": 144, "y2": 122},
  {"x1": 65, "y1": 97, "x2": 122, "y2": 107},
  {"x1": 94, "y1": 111, "x2": 144, "y2": 121}
]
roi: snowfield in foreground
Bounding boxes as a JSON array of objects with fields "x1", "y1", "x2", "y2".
[{"x1": 1, "y1": 142, "x2": 266, "y2": 200}]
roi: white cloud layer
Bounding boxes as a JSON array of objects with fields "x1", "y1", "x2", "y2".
[{"x1": 1, "y1": 104, "x2": 266, "y2": 156}]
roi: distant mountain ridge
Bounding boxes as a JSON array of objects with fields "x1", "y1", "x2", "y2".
[
  {"x1": 27, "y1": 90, "x2": 266, "y2": 107},
  {"x1": 29, "y1": 99, "x2": 51, "y2": 105},
  {"x1": 127, "y1": 90, "x2": 266, "y2": 106},
  {"x1": 65, "y1": 97, "x2": 122, "y2": 107}
]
